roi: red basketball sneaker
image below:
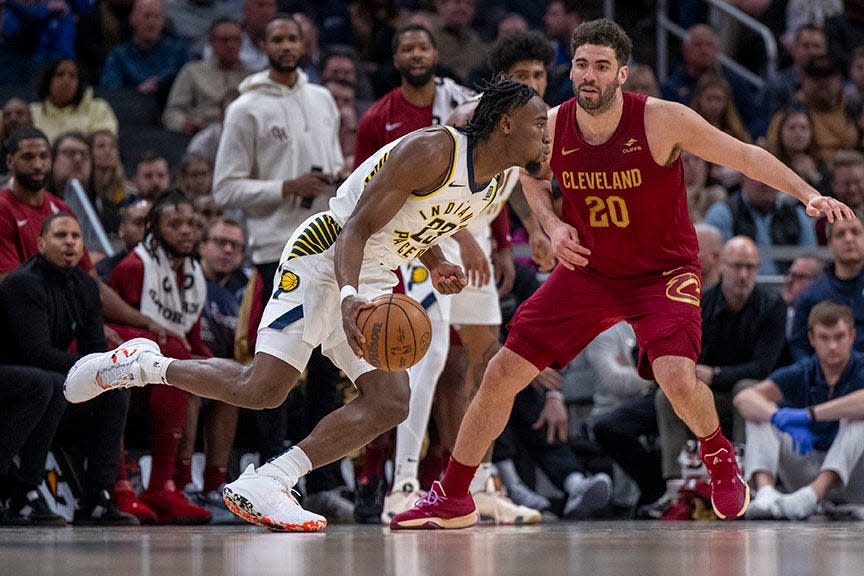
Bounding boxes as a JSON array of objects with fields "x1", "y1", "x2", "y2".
[
  {"x1": 389, "y1": 481, "x2": 479, "y2": 530},
  {"x1": 699, "y1": 438, "x2": 750, "y2": 519}
]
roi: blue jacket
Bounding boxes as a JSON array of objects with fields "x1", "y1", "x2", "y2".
[{"x1": 790, "y1": 266, "x2": 864, "y2": 361}]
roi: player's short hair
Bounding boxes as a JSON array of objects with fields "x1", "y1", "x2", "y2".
[
  {"x1": 808, "y1": 301, "x2": 854, "y2": 331},
  {"x1": 5, "y1": 126, "x2": 50, "y2": 155},
  {"x1": 392, "y1": 23, "x2": 436, "y2": 55},
  {"x1": 39, "y1": 212, "x2": 78, "y2": 237},
  {"x1": 145, "y1": 188, "x2": 194, "y2": 251},
  {"x1": 488, "y1": 31, "x2": 554, "y2": 74},
  {"x1": 459, "y1": 76, "x2": 536, "y2": 144},
  {"x1": 570, "y1": 18, "x2": 633, "y2": 67}
]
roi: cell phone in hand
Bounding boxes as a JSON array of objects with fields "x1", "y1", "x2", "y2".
[{"x1": 302, "y1": 166, "x2": 324, "y2": 208}]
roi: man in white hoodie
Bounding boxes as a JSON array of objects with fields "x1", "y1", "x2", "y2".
[{"x1": 211, "y1": 15, "x2": 352, "y2": 521}]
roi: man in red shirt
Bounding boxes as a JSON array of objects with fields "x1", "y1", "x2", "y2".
[
  {"x1": 0, "y1": 126, "x2": 182, "y2": 345},
  {"x1": 392, "y1": 18, "x2": 854, "y2": 529},
  {"x1": 106, "y1": 189, "x2": 212, "y2": 524}
]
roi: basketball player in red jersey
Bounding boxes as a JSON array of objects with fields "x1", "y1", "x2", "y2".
[{"x1": 392, "y1": 19, "x2": 854, "y2": 529}]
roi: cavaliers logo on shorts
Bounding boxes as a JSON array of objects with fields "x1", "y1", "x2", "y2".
[{"x1": 664, "y1": 271, "x2": 701, "y2": 307}]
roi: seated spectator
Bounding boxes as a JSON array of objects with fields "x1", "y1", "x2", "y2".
[
  {"x1": 3, "y1": 0, "x2": 78, "y2": 63},
  {"x1": 705, "y1": 175, "x2": 817, "y2": 275},
  {"x1": 100, "y1": 0, "x2": 189, "y2": 103},
  {"x1": 107, "y1": 189, "x2": 212, "y2": 524},
  {"x1": 89, "y1": 129, "x2": 135, "y2": 238},
  {"x1": 432, "y1": 0, "x2": 489, "y2": 84},
  {"x1": 623, "y1": 63, "x2": 659, "y2": 98},
  {"x1": 661, "y1": 24, "x2": 757, "y2": 136},
  {"x1": 682, "y1": 151, "x2": 726, "y2": 223},
  {"x1": 0, "y1": 97, "x2": 33, "y2": 181},
  {"x1": 0, "y1": 0, "x2": 36, "y2": 85},
  {"x1": 815, "y1": 150, "x2": 864, "y2": 244},
  {"x1": 74, "y1": 0, "x2": 134, "y2": 87},
  {"x1": 790, "y1": 212, "x2": 864, "y2": 361},
  {"x1": 96, "y1": 198, "x2": 152, "y2": 281},
  {"x1": 845, "y1": 46, "x2": 864, "y2": 113},
  {"x1": 691, "y1": 72, "x2": 751, "y2": 143},
  {"x1": 0, "y1": 213, "x2": 136, "y2": 526},
  {"x1": 319, "y1": 45, "x2": 375, "y2": 110},
  {"x1": 768, "y1": 107, "x2": 828, "y2": 195},
  {"x1": 30, "y1": 59, "x2": 118, "y2": 143},
  {"x1": 177, "y1": 153, "x2": 213, "y2": 199},
  {"x1": 757, "y1": 24, "x2": 827, "y2": 130},
  {"x1": 131, "y1": 150, "x2": 170, "y2": 199},
  {"x1": 695, "y1": 222, "x2": 724, "y2": 287},
  {"x1": 164, "y1": 0, "x2": 237, "y2": 59},
  {"x1": 179, "y1": 217, "x2": 247, "y2": 523},
  {"x1": 765, "y1": 55, "x2": 859, "y2": 166},
  {"x1": 162, "y1": 18, "x2": 250, "y2": 135},
  {"x1": 186, "y1": 89, "x2": 239, "y2": 162},
  {"x1": 781, "y1": 254, "x2": 825, "y2": 338},
  {"x1": 735, "y1": 302, "x2": 864, "y2": 520},
  {"x1": 655, "y1": 237, "x2": 785, "y2": 492},
  {"x1": 202, "y1": 0, "x2": 276, "y2": 72},
  {"x1": 48, "y1": 130, "x2": 91, "y2": 197}
]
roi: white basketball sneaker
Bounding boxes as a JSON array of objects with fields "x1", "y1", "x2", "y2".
[
  {"x1": 381, "y1": 478, "x2": 426, "y2": 524},
  {"x1": 223, "y1": 465, "x2": 327, "y2": 532},
  {"x1": 64, "y1": 338, "x2": 161, "y2": 403},
  {"x1": 473, "y1": 478, "x2": 542, "y2": 525}
]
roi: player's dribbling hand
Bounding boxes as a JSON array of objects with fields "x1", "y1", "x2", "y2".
[
  {"x1": 548, "y1": 222, "x2": 590, "y2": 269},
  {"x1": 341, "y1": 295, "x2": 374, "y2": 358},
  {"x1": 806, "y1": 195, "x2": 855, "y2": 223},
  {"x1": 431, "y1": 261, "x2": 468, "y2": 294}
]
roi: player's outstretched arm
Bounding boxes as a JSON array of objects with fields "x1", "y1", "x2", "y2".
[{"x1": 649, "y1": 100, "x2": 855, "y2": 223}]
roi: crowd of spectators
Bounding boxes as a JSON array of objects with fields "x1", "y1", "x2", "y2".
[{"x1": 3, "y1": 0, "x2": 864, "y2": 526}]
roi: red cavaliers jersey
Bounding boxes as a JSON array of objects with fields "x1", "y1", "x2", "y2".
[
  {"x1": 354, "y1": 87, "x2": 434, "y2": 168},
  {"x1": 550, "y1": 92, "x2": 698, "y2": 278},
  {"x1": 0, "y1": 188, "x2": 93, "y2": 273}
]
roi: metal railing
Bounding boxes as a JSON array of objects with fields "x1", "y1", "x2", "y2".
[{"x1": 655, "y1": 0, "x2": 778, "y2": 91}]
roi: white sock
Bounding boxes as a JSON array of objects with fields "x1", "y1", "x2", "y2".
[
  {"x1": 258, "y1": 446, "x2": 312, "y2": 489},
  {"x1": 140, "y1": 352, "x2": 174, "y2": 385},
  {"x1": 393, "y1": 310, "x2": 449, "y2": 488},
  {"x1": 564, "y1": 472, "x2": 586, "y2": 495},
  {"x1": 470, "y1": 462, "x2": 495, "y2": 494}
]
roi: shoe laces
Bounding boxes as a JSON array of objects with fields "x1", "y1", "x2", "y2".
[{"x1": 416, "y1": 489, "x2": 444, "y2": 508}]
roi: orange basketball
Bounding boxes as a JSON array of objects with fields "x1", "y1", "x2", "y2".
[{"x1": 356, "y1": 293, "x2": 432, "y2": 371}]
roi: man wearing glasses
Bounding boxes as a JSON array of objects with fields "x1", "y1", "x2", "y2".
[{"x1": 781, "y1": 255, "x2": 824, "y2": 337}]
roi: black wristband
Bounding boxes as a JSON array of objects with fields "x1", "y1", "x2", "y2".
[{"x1": 807, "y1": 406, "x2": 817, "y2": 422}]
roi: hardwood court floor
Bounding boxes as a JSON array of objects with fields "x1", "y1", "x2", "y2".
[{"x1": 1, "y1": 521, "x2": 863, "y2": 576}]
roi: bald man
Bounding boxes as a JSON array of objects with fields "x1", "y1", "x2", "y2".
[
  {"x1": 695, "y1": 222, "x2": 724, "y2": 288},
  {"x1": 655, "y1": 236, "x2": 787, "y2": 485}
]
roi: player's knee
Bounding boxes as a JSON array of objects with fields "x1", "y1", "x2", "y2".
[
  {"x1": 365, "y1": 373, "x2": 410, "y2": 427},
  {"x1": 381, "y1": 377, "x2": 411, "y2": 426},
  {"x1": 237, "y1": 371, "x2": 291, "y2": 409},
  {"x1": 480, "y1": 353, "x2": 526, "y2": 397}
]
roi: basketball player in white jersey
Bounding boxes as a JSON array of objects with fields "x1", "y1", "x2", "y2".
[{"x1": 62, "y1": 78, "x2": 551, "y2": 531}]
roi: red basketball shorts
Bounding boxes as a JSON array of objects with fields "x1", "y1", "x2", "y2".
[{"x1": 505, "y1": 263, "x2": 702, "y2": 379}]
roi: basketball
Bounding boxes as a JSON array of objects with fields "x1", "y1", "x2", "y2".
[{"x1": 356, "y1": 293, "x2": 432, "y2": 371}]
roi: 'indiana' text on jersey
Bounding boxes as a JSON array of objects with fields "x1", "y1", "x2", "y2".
[{"x1": 329, "y1": 125, "x2": 501, "y2": 269}]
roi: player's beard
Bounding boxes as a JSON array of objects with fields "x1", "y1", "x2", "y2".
[
  {"x1": 15, "y1": 171, "x2": 46, "y2": 193},
  {"x1": 575, "y1": 81, "x2": 619, "y2": 114},
  {"x1": 161, "y1": 236, "x2": 195, "y2": 259},
  {"x1": 398, "y1": 64, "x2": 434, "y2": 88},
  {"x1": 525, "y1": 160, "x2": 542, "y2": 175},
  {"x1": 268, "y1": 56, "x2": 298, "y2": 74}
]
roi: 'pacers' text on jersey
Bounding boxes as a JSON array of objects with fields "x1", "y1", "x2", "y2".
[
  {"x1": 330, "y1": 126, "x2": 501, "y2": 268},
  {"x1": 550, "y1": 92, "x2": 698, "y2": 278}
]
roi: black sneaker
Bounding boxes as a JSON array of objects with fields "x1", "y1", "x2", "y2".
[
  {"x1": 1, "y1": 489, "x2": 67, "y2": 526},
  {"x1": 74, "y1": 490, "x2": 140, "y2": 526},
  {"x1": 353, "y1": 476, "x2": 386, "y2": 524}
]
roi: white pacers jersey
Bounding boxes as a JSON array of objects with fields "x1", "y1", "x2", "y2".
[{"x1": 329, "y1": 125, "x2": 502, "y2": 270}]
